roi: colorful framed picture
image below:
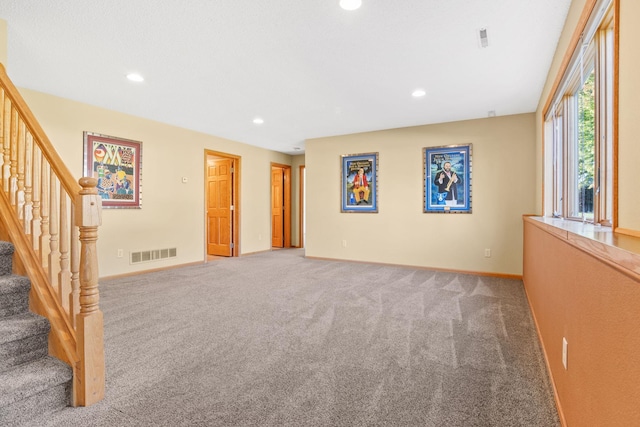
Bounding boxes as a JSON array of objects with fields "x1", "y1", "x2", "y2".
[
  {"x1": 83, "y1": 132, "x2": 142, "y2": 209},
  {"x1": 424, "y1": 144, "x2": 472, "y2": 213},
  {"x1": 341, "y1": 152, "x2": 378, "y2": 213}
]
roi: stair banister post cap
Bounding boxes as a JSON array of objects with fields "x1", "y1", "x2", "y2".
[
  {"x1": 78, "y1": 177, "x2": 98, "y2": 194},
  {"x1": 76, "y1": 177, "x2": 102, "y2": 227}
]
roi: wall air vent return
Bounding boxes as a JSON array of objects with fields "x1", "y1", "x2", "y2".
[{"x1": 130, "y1": 248, "x2": 177, "y2": 264}]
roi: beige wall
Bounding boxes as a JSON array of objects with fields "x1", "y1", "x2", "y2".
[
  {"x1": 11, "y1": 0, "x2": 635, "y2": 279},
  {"x1": 305, "y1": 113, "x2": 537, "y2": 276},
  {"x1": 536, "y1": 0, "x2": 640, "y2": 233},
  {"x1": 19, "y1": 89, "x2": 292, "y2": 277},
  {"x1": 0, "y1": 19, "x2": 6, "y2": 66},
  {"x1": 617, "y1": 0, "x2": 640, "y2": 231},
  {"x1": 290, "y1": 154, "x2": 305, "y2": 247}
]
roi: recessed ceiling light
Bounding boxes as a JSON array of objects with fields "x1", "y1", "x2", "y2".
[
  {"x1": 412, "y1": 89, "x2": 426, "y2": 98},
  {"x1": 126, "y1": 73, "x2": 144, "y2": 82},
  {"x1": 340, "y1": 0, "x2": 362, "y2": 11},
  {"x1": 253, "y1": 117, "x2": 264, "y2": 125},
  {"x1": 293, "y1": 147, "x2": 302, "y2": 151}
]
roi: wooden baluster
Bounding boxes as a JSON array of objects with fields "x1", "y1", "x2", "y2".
[
  {"x1": 70, "y1": 210, "x2": 80, "y2": 329},
  {"x1": 75, "y1": 177, "x2": 104, "y2": 406},
  {"x1": 9, "y1": 107, "x2": 17, "y2": 206},
  {"x1": 16, "y1": 118, "x2": 25, "y2": 218},
  {"x1": 2, "y1": 96, "x2": 10, "y2": 191},
  {"x1": 49, "y1": 173, "x2": 61, "y2": 289},
  {"x1": 40, "y1": 161, "x2": 51, "y2": 268},
  {"x1": 31, "y1": 146, "x2": 42, "y2": 252},
  {"x1": 23, "y1": 130, "x2": 34, "y2": 233},
  {"x1": 58, "y1": 191, "x2": 71, "y2": 314}
]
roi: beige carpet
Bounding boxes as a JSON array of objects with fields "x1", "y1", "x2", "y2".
[{"x1": 27, "y1": 249, "x2": 559, "y2": 426}]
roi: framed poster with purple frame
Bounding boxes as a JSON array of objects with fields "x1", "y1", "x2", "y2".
[{"x1": 83, "y1": 132, "x2": 142, "y2": 209}]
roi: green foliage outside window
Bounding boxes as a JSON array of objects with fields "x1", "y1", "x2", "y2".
[{"x1": 578, "y1": 71, "x2": 595, "y2": 216}]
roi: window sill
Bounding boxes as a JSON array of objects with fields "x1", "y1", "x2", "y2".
[{"x1": 524, "y1": 216, "x2": 640, "y2": 280}]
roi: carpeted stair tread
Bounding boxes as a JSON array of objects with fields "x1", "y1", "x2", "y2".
[
  {"x1": 0, "y1": 356, "x2": 72, "y2": 408},
  {"x1": 0, "y1": 275, "x2": 31, "y2": 319},
  {"x1": 0, "y1": 241, "x2": 14, "y2": 255},
  {"x1": 0, "y1": 241, "x2": 72, "y2": 422},
  {"x1": 0, "y1": 381, "x2": 71, "y2": 427},
  {"x1": 0, "y1": 274, "x2": 31, "y2": 295},
  {"x1": 0, "y1": 312, "x2": 50, "y2": 345},
  {"x1": 0, "y1": 241, "x2": 14, "y2": 276}
]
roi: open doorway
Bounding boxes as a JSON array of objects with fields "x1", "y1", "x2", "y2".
[
  {"x1": 205, "y1": 150, "x2": 240, "y2": 257},
  {"x1": 271, "y1": 163, "x2": 291, "y2": 248}
]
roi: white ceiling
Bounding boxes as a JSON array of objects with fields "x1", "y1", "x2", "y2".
[{"x1": 0, "y1": 0, "x2": 571, "y2": 155}]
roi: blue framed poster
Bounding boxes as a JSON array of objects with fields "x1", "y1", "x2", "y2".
[
  {"x1": 341, "y1": 152, "x2": 378, "y2": 213},
  {"x1": 424, "y1": 144, "x2": 472, "y2": 213}
]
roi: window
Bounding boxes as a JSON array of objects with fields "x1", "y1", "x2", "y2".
[{"x1": 544, "y1": 0, "x2": 615, "y2": 226}]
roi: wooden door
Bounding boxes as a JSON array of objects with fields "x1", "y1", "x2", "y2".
[
  {"x1": 271, "y1": 167, "x2": 284, "y2": 248},
  {"x1": 207, "y1": 158, "x2": 233, "y2": 256}
]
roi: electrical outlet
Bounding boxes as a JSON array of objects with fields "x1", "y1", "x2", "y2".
[
  {"x1": 484, "y1": 248, "x2": 491, "y2": 258},
  {"x1": 562, "y1": 337, "x2": 568, "y2": 370},
  {"x1": 342, "y1": 240, "x2": 347, "y2": 248},
  {"x1": 117, "y1": 249, "x2": 123, "y2": 258}
]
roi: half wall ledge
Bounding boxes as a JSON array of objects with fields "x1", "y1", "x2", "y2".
[{"x1": 523, "y1": 215, "x2": 640, "y2": 281}]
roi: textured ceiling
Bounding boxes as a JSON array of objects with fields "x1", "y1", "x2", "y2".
[{"x1": 0, "y1": 0, "x2": 571, "y2": 155}]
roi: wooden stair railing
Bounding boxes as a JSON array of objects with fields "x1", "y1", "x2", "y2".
[{"x1": 0, "y1": 63, "x2": 104, "y2": 406}]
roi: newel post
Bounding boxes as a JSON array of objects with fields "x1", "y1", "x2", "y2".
[{"x1": 74, "y1": 177, "x2": 105, "y2": 406}]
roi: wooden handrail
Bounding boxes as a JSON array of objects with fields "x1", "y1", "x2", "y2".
[
  {"x1": 0, "y1": 62, "x2": 104, "y2": 406},
  {"x1": 0, "y1": 64, "x2": 80, "y2": 197}
]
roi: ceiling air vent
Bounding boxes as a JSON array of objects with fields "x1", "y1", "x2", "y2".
[{"x1": 478, "y1": 28, "x2": 489, "y2": 48}]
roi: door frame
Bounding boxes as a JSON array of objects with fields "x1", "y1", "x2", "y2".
[
  {"x1": 271, "y1": 163, "x2": 291, "y2": 248},
  {"x1": 205, "y1": 150, "x2": 240, "y2": 257},
  {"x1": 299, "y1": 164, "x2": 305, "y2": 249}
]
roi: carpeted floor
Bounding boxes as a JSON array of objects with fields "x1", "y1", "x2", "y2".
[{"x1": 27, "y1": 249, "x2": 559, "y2": 426}]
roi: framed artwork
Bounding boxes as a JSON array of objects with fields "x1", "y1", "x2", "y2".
[
  {"x1": 424, "y1": 144, "x2": 472, "y2": 213},
  {"x1": 341, "y1": 152, "x2": 378, "y2": 213},
  {"x1": 83, "y1": 132, "x2": 142, "y2": 209}
]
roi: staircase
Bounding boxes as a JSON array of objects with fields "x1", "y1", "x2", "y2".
[
  {"x1": 0, "y1": 241, "x2": 72, "y2": 425},
  {"x1": 0, "y1": 62, "x2": 104, "y2": 410}
]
